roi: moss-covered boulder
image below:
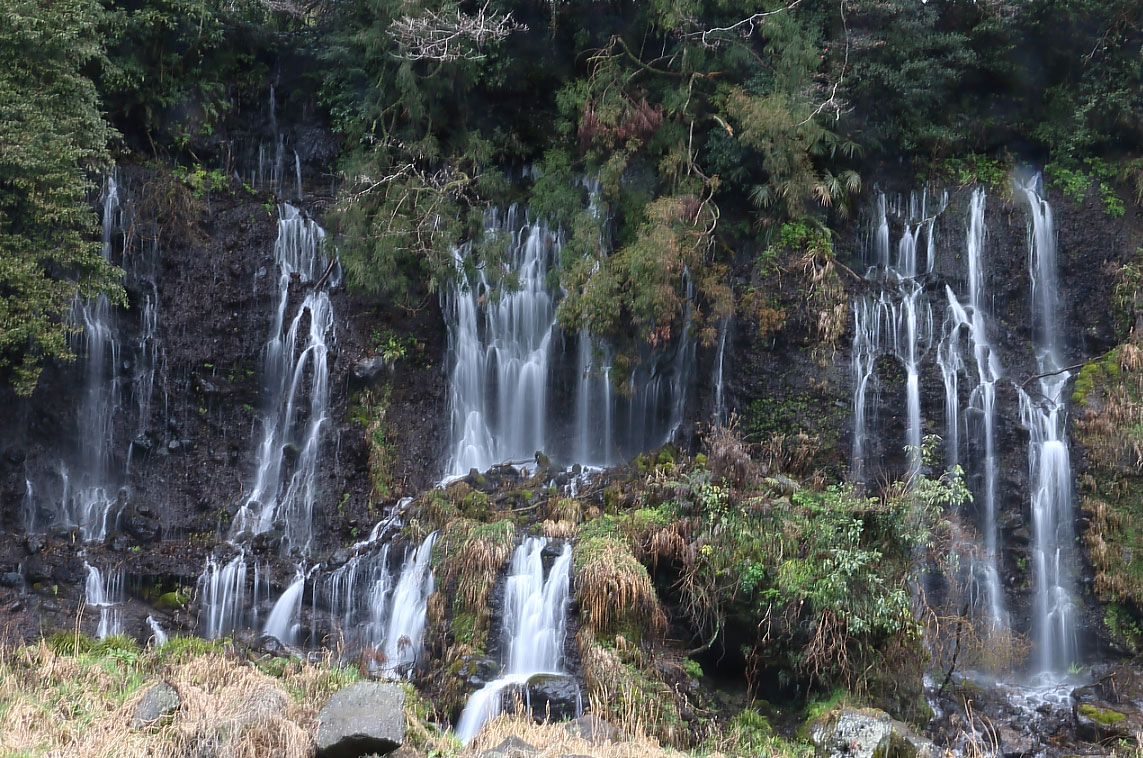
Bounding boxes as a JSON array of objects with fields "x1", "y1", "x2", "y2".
[
  {"x1": 808, "y1": 707, "x2": 937, "y2": 758},
  {"x1": 1072, "y1": 665, "x2": 1143, "y2": 744}
]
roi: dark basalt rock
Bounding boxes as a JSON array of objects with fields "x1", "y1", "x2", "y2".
[
  {"x1": 520, "y1": 673, "x2": 581, "y2": 723},
  {"x1": 122, "y1": 509, "x2": 161, "y2": 542}
]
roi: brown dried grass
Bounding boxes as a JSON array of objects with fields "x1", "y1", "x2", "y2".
[
  {"x1": 575, "y1": 537, "x2": 666, "y2": 639},
  {"x1": 0, "y1": 641, "x2": 328, "y2": 758},
  {"x1": 464, "y1": 710, "x2": 682, "y2": 758}
]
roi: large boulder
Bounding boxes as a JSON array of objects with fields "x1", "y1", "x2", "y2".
[
  {"x1": 315, "y1": 682, "x2": 405, "y2": 758},
  {"x1": 522, "y1": 673, "x2": 581, "y2": 723},
  {"x1": 810, "y1": 707, "x2": 937, "y2": 758},
  {"x1": 130, "y1": 681, "x2": 181, "y2": 729},
  {"x1": 563, "y1": 713, "x2": 618, "y2": 744}
]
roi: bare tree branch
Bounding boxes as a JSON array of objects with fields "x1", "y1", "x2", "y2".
[
  {"x1": 684, "y1": 0, "x2": 806, "y2": 48},
  {"x1": 388, "y1": 3, "x2": 526, "y2": 62}
]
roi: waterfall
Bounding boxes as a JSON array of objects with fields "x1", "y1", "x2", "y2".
[
  {"x1": 712, "y1": 319, "x2": 729, "y2": 425},
  {"x1": 22, "y1": 478, "x2": 34, "y2": 533},
  {"x1": 147, "y1": 616, "x2": 168, "y2": 646},
  {"x1": 263, "y1": 568, "x2": 307, "y2": 646},
  {"x1": 382, "y1": 532, "x2": 438, "y2": 675},
  {"x1": 65, "y1": 177, "x2": 123, "y2": 541},
  {"x1": 231, "y1": 204, "x2": 335, "y2": 552},
  {"x1": 198, "y1": 553, "x2": 248, "y2": 639},
  {"x1": 455, "y1": 537, "x2": 574, "y2": 744},
  {"x1": 442, "y1": 205, "x2": 697, "y2": 480},
  {"x1": 85, "y1": 562, "x2": 124, "y2": 639},
  {"x1": 1019, "y1": 176, "x2": 1079, "y2": 677},
  {"x1": 444, "y1": 207, "x2": 555, "y2": 476},
  {"x1": 851, "y1": 190, "x2": 942, "y2": 482},
  {"x1": 319, "y1": 531, "x2": 437, "y2": 675},
  {"x1": 126, "y1": 236, "x2": 163, "y2": 472},
  {"x1": 936, "y1": 188, "x2": 1007, "y2": 636}
]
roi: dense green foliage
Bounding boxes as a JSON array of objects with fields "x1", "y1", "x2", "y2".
[
  {"x1": 1, "y1": 0, "x2": 1140, "y2": 392},
  {"x1": 0, "y1": 0, "x2": 124, "y2": 394}
]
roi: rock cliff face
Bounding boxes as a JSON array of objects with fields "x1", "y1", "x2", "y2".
[{"x1": 0, "y1": 100, "x2": 1141, "y2": 752}]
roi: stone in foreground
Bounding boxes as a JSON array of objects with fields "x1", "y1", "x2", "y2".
[
  {"x1": 130, "y1": 681, "x2": 180, "y2": 729},
  {"x1": 315, "y1": 681, "x2": 405, "y2": 758},
  {"x1": 810, "y1": 706, "x2": 937, "y2": 758}
]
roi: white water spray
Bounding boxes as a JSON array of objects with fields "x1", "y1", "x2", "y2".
[{"x1": 455, "y1": 538, "x2": 574, "y2": 744}]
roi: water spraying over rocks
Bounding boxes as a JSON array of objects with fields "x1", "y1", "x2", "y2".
[
  {"x1": 85, "y1": 562, "x2": 124, "y2": 639},
  {"x1": 936, "y1": 188, "x2": 1007, "y2": 637},
  {"x1": 64, "y1": 177, "x2": 124, "y2": 542},
  {"x1": 231, "y1": 204, "x2": 335, "y2": 553},
  {"x1": 455, "y1": 537, "x2": 575, "y2": 744},
  {"x1": 263, "y1": 567, "x2": 307, "y2": 646}
]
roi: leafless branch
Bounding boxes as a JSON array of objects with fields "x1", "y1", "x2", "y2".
[
  {"x1": 795, "y1": 0, "x2": 850, "y2": 126},
  {"x1": 684, "y1": 0, "x2": 806, "y2": 48},
  {"x1": 388, "y1": 3, "x2": 526, "y2": 62}
]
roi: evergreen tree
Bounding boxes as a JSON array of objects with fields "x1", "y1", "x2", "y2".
[{"x1": 0, "y1": 0, "x2": 123, "y2": 394}]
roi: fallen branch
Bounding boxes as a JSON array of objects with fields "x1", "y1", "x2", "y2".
[
  {"x1": 312, "y1": 257, "x2": 339, "y2": 290},
  {"x1": 1018, "y1": 346, "x2": 1118, "y2": 388}
]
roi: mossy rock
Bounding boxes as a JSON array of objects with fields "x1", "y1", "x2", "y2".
[
  {"x1": 156, "y1": 590, "x2": 190, "y2": 610},
  {"x1": 1078, "y1": 703, "x2": 1126, "y2": 725}
]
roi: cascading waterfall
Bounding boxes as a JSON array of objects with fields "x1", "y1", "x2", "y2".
[
  {"x1": 851, "y1": 190, "x2": 942, "y2": 482},
  {"x1": 853, "y1": 179, "x2": 1084, "y2": 686},
  {"x1": 936, "y1": 188, "x2": 1007, "y2": 635},
  {"x1": 22, "y1": 477, "x2": 34, "y2": 534},
  {"x1": 455, "y1": 537, "x2": 574, "y2": 744},
  {"x1": 85, "y1": 562, "x2": 124, "y2": 639},
  {"x1": 198, "y1": 553, "x2": 249, "y2": 639},
  {"x1": 263, "y1": 567, "x2": 308, "y2": 646},
  {"x1": 64, "y1": 177, "x2": 123, "y2": 541},
  {"x1": 147, "y1": 615, "x2": 168, "y2": 646},
  {"x1": 443, "y1": 205, "x2": 696, "y2": 479},
  {"x1": 311, "y1": 532, "x2": 438, "y2": 675},
  {"x1": 199, "y1": 204, "x2": 337, "y2": 639},
  {"x1": 126, "y1": 236, "x2": 163, "y2": 472},
  {"x1": 712, "y1": 319, "x2": 729, "y2": 425},
  {"x1": 381, "y1": 532, "x2": 438, "y2": 675},
  {"x1": 231, "y1": 204, "x2": 335, "y2": 553},
  {"x1": 445, "y1": 207, "x2": 555, "y2": 476},
  {"x1": 1018, "y1": 176, "x2": 1079, "y2": 677}
]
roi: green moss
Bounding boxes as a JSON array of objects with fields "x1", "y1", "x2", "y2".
[
  {"x1": 156, "y1": 590, "x2": 189, "y2": 610},
  {"x1": 1073, "y1": 349, "x2": 1121, "y2": 406},
  {"x1": 1079, "y1": 703, "x2": 1127, "y2": 725}
]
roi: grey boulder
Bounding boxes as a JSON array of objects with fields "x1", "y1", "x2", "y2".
[
  {"x1": 810, "y1": 707, "x2": 937, "y2": 758},
  {"x1": 131, "y1": 681, "x2": 181, "y2": 729},
  {"x1": 315, "y1": 682, "x2": 406, "y2": 758}
]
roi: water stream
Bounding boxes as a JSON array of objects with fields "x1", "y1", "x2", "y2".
[
  {"x1": 455, "y1": 537, "x2": 575, "y2": 744},
  {"x1": 443, "y1": 205, "x2": 696, "y2": 479},
  {"x1": 1018, "y1": 176, "x2": 1079, "y2": 677},
  {"x1": 853, "y1": 180, "x2": 1081, "y2": 678},
  {"x1": 231, "y1": 204, "x2": 335, "y2": 553},
  {"x1": 85, "y1": 562, "x2": 124, "y2": 639}
]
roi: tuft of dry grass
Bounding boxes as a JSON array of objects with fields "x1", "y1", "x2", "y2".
[{"x1": 575, "y1": 537, "x2": 666, "y2": 640}]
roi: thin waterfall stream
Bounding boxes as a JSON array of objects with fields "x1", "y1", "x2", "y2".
[{"x1": 1019, "y1": 176, "x2": 1079, "y2": 678}]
